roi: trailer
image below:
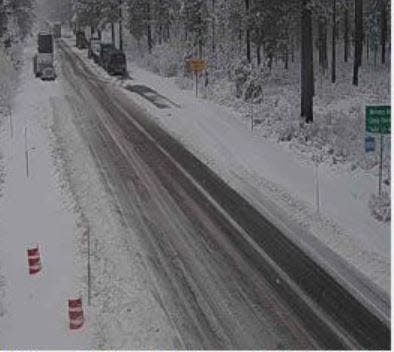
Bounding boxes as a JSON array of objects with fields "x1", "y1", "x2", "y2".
[
  {"x1": 38, "y1": 32, "x2": 53, "y2": 53},
  {"x1": 33, "y1": 53, "x2": 55, "y2": 79}
]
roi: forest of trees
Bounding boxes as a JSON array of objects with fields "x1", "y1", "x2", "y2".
[
  {"x1": 70, "y1": 0, "x2": 390, "y2": 123},
  {"x1": 0, "y1": 0, "x2": 388, "y2": 123},
  {"x1": 0, "y1": 0, "x2": 35, "y2": 44}
]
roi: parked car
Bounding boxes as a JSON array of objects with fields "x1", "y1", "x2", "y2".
[
  {"x1": 102, "y1": 49, "x2": 127, "y2": 76},
  {"x1": 76, "y1": 30, "x2": 88, "y2": 49},
  {"x1": 98, "y1": 43, "x2": 115, "y2": 66},
  {"x1": 53, "y1": 22, "x2": 61, "y2": 39}
]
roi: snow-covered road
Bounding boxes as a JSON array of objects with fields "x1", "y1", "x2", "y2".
[
  {"x1": 56, "y1": 40, "x2": 389, "y2": 349},
  {"x1": 67, "y1": 36, "x2": 390, "y2": 296},
  {"x1": 0, "y1": 37, "x2": 389, "y2": 349}
]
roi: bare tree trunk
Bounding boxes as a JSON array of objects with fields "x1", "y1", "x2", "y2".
[
  {"x1": 331, "y1": 0, "x2": 336, "y2": 83},
  {"x1": 353, "y1": 0, "x2": 363, "y2": 86},
  {"x1": 111, "y1": 23, "x2": 115, "y2": 45},
  {"x1": 212, "y1": 0, "x2": 216, "y2": 53},
  {"x1": 0, "y1": 0, "x2": 6, "y2": 39},
  {"x1": 366, "y1": 36, "x2": 369, "y2": 63},
  {"x1": 291, "y1": 35, "x2": 295, "y2": 63},
  {"x1": 284, "y1": 44, "x2": 289, "y2": 69},
  {"x1": 344, "y1": 8, "x2": 349, "y2": 62},
  {"x1": 301, "y1": 0, "x2": 314, "y2": 123},
  {"x1": 245, "y1": 0, "x2": 251, "y2": 62},
  {"x1": 374, "y1": 45, "x2": 378, "y2": 65},
  {"x1": 381, "y1": 0, "x2": 387, "y2": 64},
  {"x1": 198, "y1": 13, "x2": 203, "y2": 58},
  {"x1": 147, "y1": 1, "x2": 152, "y2": 53},
  {"x1": 119, "y1": 1, "x2": 123, "y2": 52},
  {"x1": 318, "y1": 18, "x2": 329, "y2": 70}
]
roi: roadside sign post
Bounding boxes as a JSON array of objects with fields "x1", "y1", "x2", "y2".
[
  {"x1": 365, "y1": 105, "x2": 390, "y2": 196},
  {"x1": 195, "y1": 72, "x2": 198, "y2": 98},
  {"x1": 186, "y1": 58, "x2": 207, "y2": 98},
  {"x1": 250, "y1": 104, "x2": 254, "y2": 132}
]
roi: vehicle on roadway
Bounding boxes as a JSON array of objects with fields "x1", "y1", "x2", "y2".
[
  {"x1": 53, "y1": 22, "x2": 61, "y2": 39},
  {"x1": 34, "y1": 31, "x2": 55, "y2": 80},
  {"x1": 88, "y1": 37, "x2": 101, "y2": 62},
  {"x1": 102, "y1": 48, "x2": 127, "y2": 76},
  {"x1": 76, "y1": 30, "x2": 88, "y2": 49},
  {"x1": 40, "y1": 66, "x2": 56, "y2": 81},
  {"x1": 97, "y1": 43, "x2": 115, "y2": 64}
]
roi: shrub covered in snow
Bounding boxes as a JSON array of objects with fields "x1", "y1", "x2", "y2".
[
  {"x1": 229, "y1": 60, "x2": 269, "y2": 102},
  {"x1": 127, "y1": 39, "x2": 187, "y2": 78},
  {"x1": 369, "y1": 192, "x2": 391, "y2": 222}
]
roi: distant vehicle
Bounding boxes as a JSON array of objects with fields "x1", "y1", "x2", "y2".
[
  {"x1": 99, "y1": 45, "x2": 127, "y2": 76},
  {"x1": 34, "y1": 32, "x2": 55, "y2": 79},
  {"x1": 33, "y1": 53, "x2": 55, "y2": 79},
  {"x1": 38, "y1": 32, "x2": 53, "y2": 53},
  {"x1": 88, "y1": 38, "x2": 101, "y2": 62},
  {"x1": 41, "y1": 66, "x2": 56, "y2": 81},
  {"x1": 53, "y1": 23, "x2": 61, "y2": 39},
  {"x1": 103, "y1": 49, "x2": 127, "y2": 76},
  {"x1": 98, "y1": 43, "x2": 115, "y2": 65},
  {"x1": 76, "y1": 30, "x2": 88, "y2": 49}
]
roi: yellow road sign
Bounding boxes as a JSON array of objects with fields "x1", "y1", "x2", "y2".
[{"x1": 186, "y1": 58, "x2": 207, "y2": 73}]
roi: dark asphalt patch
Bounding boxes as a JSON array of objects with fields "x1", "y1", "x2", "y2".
[{"x1": 125, "y1": 84, "x2": 180, "y2": 109}]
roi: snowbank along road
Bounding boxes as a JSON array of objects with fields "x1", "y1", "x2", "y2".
[{"x1": 56, "y1": 40, "x2": 390, "y2": 349}]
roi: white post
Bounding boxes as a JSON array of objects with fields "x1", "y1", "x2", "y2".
[
  {"x1": 315, "y1": 162, "x2": 320, "y2": 215},
  {"x1": 9, "y1": 110, "x2": 13, "y2": 139},
  {"x1": 25, "y1": 127, "x2": 29, "y2": 178},
  {"x1": 87, "y1": 229, "x2": 91, "y2": 306},
  {"x1": 250, "y1": 104, "x2": 254, "y2": 132}
]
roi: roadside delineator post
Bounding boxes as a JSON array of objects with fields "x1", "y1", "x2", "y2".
[
  {"x1": 27, "y1": 246, "x2": 42, "y2": 275},
  {"x1": 68, "y1": 298, "x2": 84, "y2": 330}
]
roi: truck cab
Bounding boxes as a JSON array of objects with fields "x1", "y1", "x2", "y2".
[{"x1": 99, "y1": 45, "x2": 127, "y2": 76}]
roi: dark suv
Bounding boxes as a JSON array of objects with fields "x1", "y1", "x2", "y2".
[{"x1": 101, "y1": 47, "x2": 127, "y2": 76}]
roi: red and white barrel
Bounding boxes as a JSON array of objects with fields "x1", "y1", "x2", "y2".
[
  {"x1": 68, "y1": 298, "x2": 84, "y2": 330},
  {"x1": 27, "y1": 246, "x2": 42, "y2": 275}
]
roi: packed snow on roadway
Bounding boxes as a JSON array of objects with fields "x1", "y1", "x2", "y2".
[{"x1": 61, "y1": 26, "x2": 390, "y2": 298}]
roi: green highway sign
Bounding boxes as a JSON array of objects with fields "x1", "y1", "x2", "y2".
[{"x1": 366, "y1": 105, "x2": 391, "y2": 134}]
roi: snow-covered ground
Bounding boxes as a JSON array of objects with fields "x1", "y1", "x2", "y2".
[
  {"x1": 0, "y1": 45, "x2": 93, "y2": 348},
  {"x1": 66, "y1": 38, "x2": 390, "y2": 296},
  {"x1": 0, "y1": 34, "x2": 389, "y2": 347},
  {"x1": 0, "y1": 42, "x2": 179, "y2": 349}
]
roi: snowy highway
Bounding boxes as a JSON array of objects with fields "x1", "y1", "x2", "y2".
[{"x1": 52, "y1": 40, "x2": 389, "y2": 349}]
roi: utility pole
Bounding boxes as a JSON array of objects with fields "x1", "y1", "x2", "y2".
[
  {"x1": 0, "y1": 0, "x2": 5, "y2": 39},
  {"x1": 245, "y1": 0, "x2": 251, "y2": 63},
  {"x1": 119, "y1": 0, "x2": 123, "y2": 52}
]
